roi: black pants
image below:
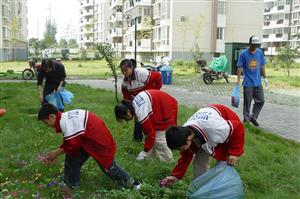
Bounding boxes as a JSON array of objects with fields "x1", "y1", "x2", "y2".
[
  {"x1": 243, "y1": 85, "x2": 265, "y2": 121},
  {"x1": 64, "y1": 148, "x2": 133, "y2": 187},
  {"x1": 134, "y1": 120, "x2": 143, "y2": 141}
]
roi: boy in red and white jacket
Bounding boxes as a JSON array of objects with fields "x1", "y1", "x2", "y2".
[
  {"x1": 114, "y1": 89, "x2": 178, "y2": 161},
  {"x1": 161, "y1": 104, "x2": 244, "y2": 187},
  {"x1": 120, "y1": 59, "x2": 162, "y2": 142},
  {"x1": 37, "y1": 103, "x2": 141, "y2": 188}
]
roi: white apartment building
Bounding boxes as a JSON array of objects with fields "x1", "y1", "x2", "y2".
[
  {"x1": 117, "y1": 0, "x2": 264, "y2": 62},
  {"x1": 263, "y1": 0, "x2": 300, "y2": 56},
  {"x1": 108, "y1": 0, "x2": 123, "y2": 55},
  {"x1": 78, "y1": 0, "x2": 109, "y2": 48},
  {"x1": 0, "y1": 0, "x2": 28, "y2": 61}
]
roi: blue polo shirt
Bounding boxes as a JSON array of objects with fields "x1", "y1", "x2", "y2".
[{"x1": 237, "y1": 48, "x2": 266, "y2": 87}]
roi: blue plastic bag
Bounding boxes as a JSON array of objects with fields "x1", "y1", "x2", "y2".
[
  {"x1": 59, "y1": 89, "x2": 74, "y2": 104},
  {"x1": 187, "y1": 162, "x2": 244, "y2": 199},
  {"x1": 45, "y1": 92, "x2": 64, "y2": 111},
  {"x1": 45, "y1": 89, "x2": 74, "y2": 111},
  {"x1": 231, "y1": 84, "x2": 240, "y2": 108}
]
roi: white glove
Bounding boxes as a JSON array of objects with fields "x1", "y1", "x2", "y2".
[
  {"x1": 264, "y1": 78, "x2": 268, "y2": 88},
  {"x1": 136, "y1": 150, "x2": 148, "y2": 161}
]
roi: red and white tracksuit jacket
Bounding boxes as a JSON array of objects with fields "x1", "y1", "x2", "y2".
[
  {"x1": 55, "y1": 110, "x2": 116, "y2": 170},
  {"x1": 171, "y1": 104, "x2": 244, "y2": 179},
  {"x1": 122, "y1": 67, "x2": 162, "y2": 100},
  {"x1": 133, "y1": 89, "x2": 178, "y2": 152}
]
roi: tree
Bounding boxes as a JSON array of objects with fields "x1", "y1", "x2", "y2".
[
  {"x1": 275, "y1": 43, "x2": 300, "y2": 76},
  {"x1": 9, "y1": 16, "x2": 20, "y2": 61},
  {"x1": 58, "y1": 39, "x2": 68, "y2": 48},
  {"x1": 95, "y1": 43, "x2": 119, "y2": 102},
  {"x1": 190, "y1": 43, "x2": 204, "y2": 72},
  {"x1": 43, "y1": 19, "x2": 57, "y2": 48},
  {"x1": 176, "y1": 17, "x2": 190, "y2": 60},
  {"x1": 28, "y1": 38, "x2": 41, "y2": 58},
  {"x1": 68, "y1": 38, "x2": 78, "y2": 48}
]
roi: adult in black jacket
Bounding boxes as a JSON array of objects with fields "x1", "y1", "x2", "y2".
[{"x1": 37, "y1": 59, "x2": 66, "y2": 106}]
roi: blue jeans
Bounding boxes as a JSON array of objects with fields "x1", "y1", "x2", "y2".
[{"x1": 63, "y1": 148, "x2": 132, "y2": 187}]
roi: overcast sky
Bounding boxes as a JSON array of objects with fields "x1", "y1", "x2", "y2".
[{"x1": 27, "y1": 0, "x2": 80, "y2": 41}]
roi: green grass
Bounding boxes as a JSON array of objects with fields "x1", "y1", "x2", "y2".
[
  {"x1": 0, "y1": 60, "x2": 115, "y2": 80},
  {"x1": 0, "y1": 83, "x2": 299, "y2": 198}
]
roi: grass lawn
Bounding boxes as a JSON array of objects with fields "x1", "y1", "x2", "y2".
[{"x1": 0, "y1": 83, "x2": 299, "y2": 198}]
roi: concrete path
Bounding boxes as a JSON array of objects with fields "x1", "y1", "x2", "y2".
[{"x1": 1, "y1": 79, "x2": 299, "y2": 142}]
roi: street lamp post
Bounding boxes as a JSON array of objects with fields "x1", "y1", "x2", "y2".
[{"x1": 125, "y1": 15, "x2": 137, "y2": 61}]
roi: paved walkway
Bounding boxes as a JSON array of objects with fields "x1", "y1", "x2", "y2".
[{"x1": 1, "y1": 79, "x2": 299, "y2": 142}]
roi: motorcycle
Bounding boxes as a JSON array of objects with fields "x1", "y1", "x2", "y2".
[
  {"x1": 197, "y1": 56, "x2": 229, "y2": 84},
  {"x1": 140, "y1": 56, "x2": 169, "y2": 72},
  {"x1": 22, "y1": 58, "x2": 41, "y2": 80}
]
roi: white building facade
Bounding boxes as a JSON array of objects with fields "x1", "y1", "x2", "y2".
[
  {"x1": 0, "y1": 0, "x2": 28, "y2": 61},
  {"x1": 78, "y1": 0, "x2": 110, "y2": 48},
  {"x1": 263, "y1": 0, "x2": 300, "y2": 56}
]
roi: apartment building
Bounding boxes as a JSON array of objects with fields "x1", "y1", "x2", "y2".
[
  {"x1": 263, "y1": 0, "x2": 300, "y2": 56},
  {"x1": 78, "y1": 0, "x2": 110, "y2": 48},
  {"x1": 108, "y1": 0, "x2": 123, "y2": 55},
  {"x1": 116, "y1": 0, "x2": 263, "y2": 62},
  {"x1": 0, "y1": 0, "x2": 28, "y2": 61}
]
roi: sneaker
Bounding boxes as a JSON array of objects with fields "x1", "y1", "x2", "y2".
[
  {"x1": 133, "y1": 180, "x2": 142, "y2": 190},
  {"x1": 250, "y1": 118, "x2": 259, "y2": 127}
]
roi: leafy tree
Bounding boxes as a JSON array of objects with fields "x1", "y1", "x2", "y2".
[
  {"x1": 275, "y1": 43, "x2": 300, "y2": 76},
  {"x1": 68, "y1": 38, "x2": 78, "y2": 48},
  {"x1": 176, "y1": 17, "x2": 190, "y2": 60},
  {"x1": 43, "y1": 19, "x2": 57, "y2": 48},
  {"x1": 9, "y1": 16, "x2": 20, "y2": 61},
  {"x1": 190, "y1": 43, "x2": 204, "y2": 72},
  {"x1": 80, "y1": 47, "x2": 87, "y2": 61},
  {"x1": 95, "y1": 43, "x2": 118, "y2": 102},
  {"x1": 28, "y1": 38, "x2": 41, "y2": 58},
  {"x1": 58, "y1": 39, "x2": 68, "y2": 48}
]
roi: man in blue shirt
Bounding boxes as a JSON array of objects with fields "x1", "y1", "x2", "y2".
[{"x1": 236, "y1": 36, "x2": 268, "y2": 127}]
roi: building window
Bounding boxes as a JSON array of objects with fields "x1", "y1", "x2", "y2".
[
  {"x1": 144, "y1": 8, "x2": 151, "y2": 16},
  {"x1": 217, "y1": 1, "x2": 226, "y2": 15},
  {"x1": 216, "y1": 27, "x2": 224, "y2": 40},
  {"x1": 180, "y1": 16, "x2": 188, "y2": 22}
]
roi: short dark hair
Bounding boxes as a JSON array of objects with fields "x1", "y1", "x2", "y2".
[
  {"x1": 119, "y1": 59, "x2": 136, "y2": 69},
  {"x1": 114, "y1": 100, "x2": 134, "y2": 121},
  {"x1": 38, "y1": 103, "x2": 59, "y2": 121},
  {"x1": 166, "y1": 126, "x2": 192, "y2": 150},
  {"x1": 41, "y1": 59, "x2": 53, "y2": 70}
]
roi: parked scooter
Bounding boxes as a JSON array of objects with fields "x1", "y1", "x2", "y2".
[
  {"x1": 197, "y1": 56, "x2": 229, "y2": 84},
  {"x1": 141, "y1": 56, "x2": 169, "y2": 72}
]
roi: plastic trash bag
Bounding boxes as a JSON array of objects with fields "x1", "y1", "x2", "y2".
[
  {"x1": 59, "y1": 89, "x2": 74, "y2": 104},
  {"x1": 187, "y1": 162, "x2": 244, "y2": 199},
  {"x1": 231, "y1": 84, "x2": 240, "y2": 108},
  {"x1": 45, "y1": 92, "x2": 64, "y2": 111}
]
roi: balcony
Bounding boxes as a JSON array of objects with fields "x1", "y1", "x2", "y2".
[
  {"x1": 277, "y1": 19, "x2": 284, "y2": 24},
  {"x1": 110, "y1": 28, "x2": 123, "y2": 37},
  {"x1": 137, "y1": 39, "x2": 151, "y2": 51},
  {"x1": 81, "y1": 0, "x2": 94, "y2": 8},
  {"x1": 264, "y1": 7, "x2": 271, "y2": 13},
  {"x1": 80, "y1": 9, "x2": 94, "y2": 17},
  {"x1": 110, "y1": 0, "x2": 122, "y2": 9}
]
